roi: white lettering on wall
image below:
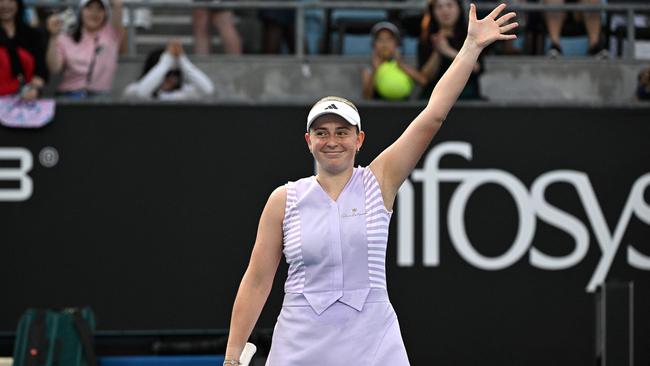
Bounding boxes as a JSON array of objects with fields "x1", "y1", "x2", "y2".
[
  {"x1": 399, "y1": 142, "x2": 650, "y2": 292},
  {"x1": 0, "y1": 148, "x2": 33, "y2": 202}
]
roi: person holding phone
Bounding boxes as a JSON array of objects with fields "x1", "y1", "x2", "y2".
[{"x1": 46, "y1": 0, "x2": 124, "y2": 98}]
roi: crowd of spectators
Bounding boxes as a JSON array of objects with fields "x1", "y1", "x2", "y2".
[{"x1": 1, "y1": 0, "x2": 648, "y2": 103}]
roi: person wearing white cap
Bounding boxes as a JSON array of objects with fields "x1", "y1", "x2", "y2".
[
  {"x1": 223, "y1": 4, "x2": 518, "y2": 366},
  {"x1": 45, "y1": 0, "x2": 124, "y2": 98}
]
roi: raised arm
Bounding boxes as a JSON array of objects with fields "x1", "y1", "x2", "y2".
[
  {"x1": 125, "y1": 52, "x2": 174, "y2": 98},
  {"x1": 45, "y1": 15, "x2": 64, "y2": 74},
  {"x1": 224, "y1": 186, "x2": 286, "y2": 363},
  {"x1": 362, "y1": 50, "x2": 383, "y2": 99},
  {"x1": 178, "y1": 54, "x2": 215, "y2": 96},
  {"x1": 369, "y1": 3, "x2": 517, "y2": 209},
  {"x1": 111, "y1": 0, "x2": 125, "y2": 38},
  {"x1": 419, "y1": 49, "x2": 442, "y2": 82},
  {"x1": 361, "y1": 67, "x2": 375, "y2": 100},
  {"x1": 397, "y1": 59, "x2": 428, "y2": 87}
]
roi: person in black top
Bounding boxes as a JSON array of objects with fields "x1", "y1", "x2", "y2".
[
  {"x1": 417, "y1": 0, "x2": 482, "y2": 100},
  {"x1": 0, "y1": 0, "x2": 47, "y2": 99}
]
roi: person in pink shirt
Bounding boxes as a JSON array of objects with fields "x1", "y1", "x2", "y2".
[{"x1": 46, "y1": 0, "x2": 124, "y2": 98}]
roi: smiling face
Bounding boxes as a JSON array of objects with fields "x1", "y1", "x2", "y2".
[
  {"x1": 432, "y1": 0, "x2": 461, "y2": 30},
  {"x1": 305, "y1": 114, "x2": 365, "y2": 176},
  {"x1": 0, "y1": 0, "x2": 18, "y2": 24},
  {"x1": 81, "y1": 0, "x2": 106, "y2": 32}
]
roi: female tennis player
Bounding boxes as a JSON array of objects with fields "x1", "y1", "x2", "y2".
[{"x1": 223, "y1": 4, "x2": 518, "y2": 365}]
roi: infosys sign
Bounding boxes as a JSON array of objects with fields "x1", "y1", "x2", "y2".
[
  {"x1": 396, "y1": 142, "x2": 650, "y2": 292},
  {"x1": 2, "y1": 144, "x2": 649, "y2": 293}
]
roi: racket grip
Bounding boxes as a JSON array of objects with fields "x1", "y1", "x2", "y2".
[{"x1": 239, "y1": 342, "x2": 257, "y2": 366}]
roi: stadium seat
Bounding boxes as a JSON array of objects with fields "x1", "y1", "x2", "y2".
[
  {"x1": 331, "y1": 9, "x2": 388, "y2": 54},
  {"x1": 605, "y1": 0, "x2": 650, "y2": 57}
]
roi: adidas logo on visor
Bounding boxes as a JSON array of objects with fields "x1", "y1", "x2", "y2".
[{"x1": 306, "y1": 100, "x2": 361, "y2": 132}]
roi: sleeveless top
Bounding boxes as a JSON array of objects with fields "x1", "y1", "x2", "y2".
[{"x1": 281, "y1": 166, "x2": 391, "y2": 315}]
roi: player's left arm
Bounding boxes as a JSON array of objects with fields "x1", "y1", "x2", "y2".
[{"x1": 370, "y1": 3, "x2": 518, "y2": 210}]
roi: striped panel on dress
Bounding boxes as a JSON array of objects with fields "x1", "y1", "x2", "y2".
[
  {"x1": 363, "y1": 167, "x2": 391, "y2": 289},
  {"x1": 282, "y1": 182, "x2": 305, "y2": 293}
]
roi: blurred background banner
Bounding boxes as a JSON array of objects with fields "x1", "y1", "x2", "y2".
[{"x1": 1, "y1": 103, "x2": 649, "y2": 365}]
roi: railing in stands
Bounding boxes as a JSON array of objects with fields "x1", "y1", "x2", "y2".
[{"x1": 27, "y1": 1, "x2": 650, "y2": 59}]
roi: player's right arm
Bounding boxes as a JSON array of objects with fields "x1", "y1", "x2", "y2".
[{"x1": 224, "y1": 186, "x2": 286, "y2": 362}]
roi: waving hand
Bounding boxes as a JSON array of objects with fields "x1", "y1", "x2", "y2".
[
  {"x1": 369, "y1": 3, "x2": 519, "y2": 211},
  {"x1": 467, "y1": 3, "x2": 518, "y2": 49}
]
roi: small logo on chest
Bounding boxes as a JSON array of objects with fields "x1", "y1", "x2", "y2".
[{"x1": 341, "y1": 207, "x2": 367, "y2": 218}]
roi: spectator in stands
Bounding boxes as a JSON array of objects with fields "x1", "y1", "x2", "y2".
[
  {"x1": 636, "y1": 67, "x2": 650, "y2": 101},
  {"x1": 192, "y1": 6, "x2": 241, "y2": 54},
  {"x1": 46, "y1": 0, "x2": 124, "y2": 98},
  {"x1": 0, "y1": 0, "x2": 47, "y2": 99},
  {"x1": 362, "y1": 22, "x2": 426, "y2": 100},
  {"x1": 418, "y1": 0, "x2": 483, "y2": 100},
  {"x1": 123, "y1": 39, "x2": 214, "y2": 100},
  {"x1": 543, "y1": 0, "x2": 607, "y2": 58}
]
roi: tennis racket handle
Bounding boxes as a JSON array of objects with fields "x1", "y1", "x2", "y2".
[{"x1": 239, "y1": 342, "x2": 257, "y2": 366}]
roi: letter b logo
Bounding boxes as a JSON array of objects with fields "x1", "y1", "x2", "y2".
[{"x1": 0, "y1": 148, "x2": 33, "y2": 201}]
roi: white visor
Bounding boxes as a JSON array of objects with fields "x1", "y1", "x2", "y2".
[{"x1": 306, "y1": 100, "x2": 361, "y2": 132}]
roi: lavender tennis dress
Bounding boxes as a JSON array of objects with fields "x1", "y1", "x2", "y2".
[{"x1": 265, "y1": 166, "x2": 410, "y2": 365}]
